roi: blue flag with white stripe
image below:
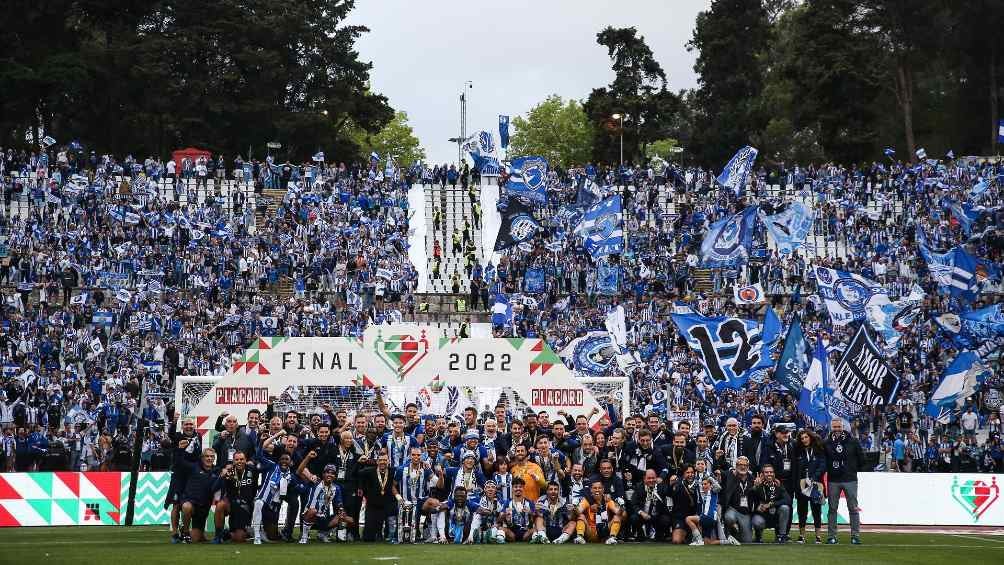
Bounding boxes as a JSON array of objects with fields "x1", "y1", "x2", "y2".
[
  {"x1": 670, "y1": 307, "x2": 782, "y2": 392},
  {"x1": 813, "y1": 266, "x2": 887, "y2": 326},
  {"x1": 716, "y1": 146, "x2": 758, "y2": 195},
  {"x1": 798, "y1": 337, "x2": 832, "y2": 426},
  {"x1": 700, "y1": 206, "x2": 757, "y2": 268},
  {"x1": 505, "y1": 156, "x2": 548, "y2": 204},
  {"x1": 574, "y1": 195, "x2": 624, "y2": 259},
  {"x1": 917, "y1": 228, "x2": 980, "y2": 301},
  {"x1": 759, "y1": 202, "x2": 814, "y2": 255},
  {"x1": 926, "y1": 351, "x2": 986, "y2": 423}
]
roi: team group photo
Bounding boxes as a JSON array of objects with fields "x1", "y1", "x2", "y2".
[{"x1": 1, "y1": 0, "x2": 1003, "y2": 563}]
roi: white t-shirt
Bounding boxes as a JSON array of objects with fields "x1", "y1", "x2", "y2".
[
  {"x1": 166, "y1": 160, "x2": 176, "y2": 174},
  {"x1": 961, "y1": 412, "x2": 978, "y2": 431}
]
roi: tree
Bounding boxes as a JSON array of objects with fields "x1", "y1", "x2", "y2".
[
  {"x1": 0, "y1": 0, "x2": 394, "y2": 161},
  {"x1": 687, "y1": 0, "x2": 772, "y2": 166},
  {"x1": 349, "y1": 110, "x2": 426, "y2": 167},
  {"x1": 584, "y1": 27, "x2": 680, "y2": 165},
  {"x1": 508, "y1": 95, "x2": 593, "y2": 169},
  {"x1": 645, "y1": 138, "x2": 679, "y2": 160}
]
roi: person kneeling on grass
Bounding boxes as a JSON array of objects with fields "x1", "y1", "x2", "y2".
[
  {"x1": 252, "y1": 442, "x2": 303, "y2": 544},
  {"x1": 687, "y1": 476, "x2": 737, "y2": 546},
  {"x1": 298, "y1": 454, "x2": 355, "y2": 543},
  {"x1": 574, "y1": 480, "x2": 622, "y2": 544},
  {"x1": 752, "y1": 464, "x2": 792, "y2": 544},
  {"x1": 435, "y1": 486, "x2": 477, "y2": 544},
  {"x1": 535, "y1": 481, "x2": 576, "y2": 543},
  {"x1": 177, "y1": 444, "x2": 224, "y2": 543},
  {"x1": 214, "y1": 451, "x2": 258, "y2": 544}
]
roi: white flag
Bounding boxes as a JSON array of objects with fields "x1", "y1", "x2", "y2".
[
  {"x1": 70, "y1": 292, "x2": 88, "y2": 306},
  {"x1": 88, "y1": 337, "x2": 105, "y2": 358},
  {"x1": 115, "y1": 289, "x2": 132, "y2": 303},
  {"x1": 733, "y1": 283, "x2": 766, "y2": 305}
]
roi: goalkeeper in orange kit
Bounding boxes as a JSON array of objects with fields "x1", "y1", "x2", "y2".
[{"x1": 573, "y1": 480, "x2": 622, "y2": 544}]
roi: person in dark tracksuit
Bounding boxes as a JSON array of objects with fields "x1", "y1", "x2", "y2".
[
  {"x1": 177, "y1": 441, "x2": 224, "y2": 543},
  {"x1": 824, "y1": 419, "x2": 865, "y2": 545}
]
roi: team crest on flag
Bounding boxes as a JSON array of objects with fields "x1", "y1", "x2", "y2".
[
  {"x1": 700, "y1": 207, "x2": 757, "y2": 268},
  {"x1": 733, "y1": 283, "x2": 765, "y2": 305},
  {"x1": 373, "y1": 330, "x2": 430, "y2": 382}
]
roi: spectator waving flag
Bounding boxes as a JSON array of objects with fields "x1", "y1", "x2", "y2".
[
  {"x1": 312, "y1": 151, "x2": 325, "y2": 162},
  {"x1": 774, "y1": 316, "x2": 811, "y2": 392},
  {"x1": 700, "y1": 206, "x2": 757, "y2": 268},
  {"x1": 670, "y1": 307, "x2": 782, "y2": 392},
  {"x1": 829, "y1": 326, "x2": 901, "y2": 424},
  {"x1": 926, "y1": 351, "x2": 986, "y2": 423},
  {"x1": 462, "y1": 131, "x2": 502, "y2": 175},
  {"x1": 915, "y1": 147, "x2": 927, "y2": 160},
  {"x1": 883, "y1": 147, "x2": 896, "y2": 158},
  {"x1": 70, "y1": 292, "x2": 88, "y2": 306},
  {"x1": 504, "y1": 156, "x2": 548, "y2": 204},
  {"x1": 716, "y1": 145, "x2": 758, "y2": 195},
  {"x1": 758, "y1": 202, "x2": 815, "y2": 255},
  {"x1": 813, "y1": 266, "x2": 887, "y2": 326},
  {"x1": 493, "y1": 199, "x2": 541, "y2": 251},
  {"x1": 574, "y1": 195, "x2": 624, "y2": 259},
  {"x1": 917, "y1": 228, "x2": 981, "y2": 301},
  {"x1": 733, "y1": 283, "x2": 765, "y2": 305},
  {"x1": 491, "y1": 293, "x2": 511, "y2": 327}
]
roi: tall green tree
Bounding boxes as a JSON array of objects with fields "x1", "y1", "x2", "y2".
[
  {"x1": 508, "y1": 95, "x2": 593, "y2": 169},
  {"x1": 350, "y1": 111, "x2": 426, "y2": 167},
  {"x1": 687, "y1": 0, "x2": 772, "y2": 166},
  {"x1": 583, "y1": 27, "x2": 680, "y2": 166},
  {"x1": 0, "y1": 0, "x2": 393, "y2": 161}
]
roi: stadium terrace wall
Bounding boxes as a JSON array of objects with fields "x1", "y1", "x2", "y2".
[{"x1": 0, "y1": 472, "x2": 999, "y2": 527}]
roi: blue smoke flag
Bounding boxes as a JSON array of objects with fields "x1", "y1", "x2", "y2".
[
  {"x1": 505, "y1": 156, "x2": 548, "y2": 204},
  {"x1": 574, "y1": 195, "x2": 624, "y2": 259},
  {"x1": 799, "y1": 337, "x2": 832, "y2": 426},
  {"x1": 775, "y1": 317, "x2": 812, "y2": 393},
  {"x1": 759, "y1": 202, "x2": 815, "y2": 255},
  {"x1": 926, "y1": 351, "x2": 985, "y2": 423},
  {"x1": 716, "y1": 146, "x2": 758, "y2": 195},
  {"x1": 700, "y1": 206, "x2": 757, "y2": 268},
  {"x1": 491, "y1": 294, "x2": 512, "y2": 327},
  {"x1": 499, "y1": 115, "x2": 510, "y2": 149},
  {"x1": 462, "y1": 131, "x2": 502, "y2": 175},
  {"x1": 670, "y1": 307, "x2": 782, "y2": 392},
  {"x1": 813, "y1": 266, "x2": 887, "y2": 326}
]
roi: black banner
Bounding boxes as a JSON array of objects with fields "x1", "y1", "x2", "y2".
[
  {"x1": 832, "y1": 325, "x2": 900, "y2": 406},
  {"x1": 494, "y1": 199, "x2": 541, "y2": 251}
]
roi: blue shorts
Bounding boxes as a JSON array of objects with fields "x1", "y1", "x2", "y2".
[{"x1": 546, "y1": 525, "x2": 564, "y2": 541}]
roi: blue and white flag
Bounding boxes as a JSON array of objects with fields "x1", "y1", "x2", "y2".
[
  {"x1": 560, "y1": 332, "x2": 617, "y2": 377},
  {"x1": 918, "y1": 237, "x2": 980, "y2": 301},
  {"x1": 70, "y1": 292, "x2": 89, "y2": 306},
  {"x1": 491, "y1": 294, "x2": 512, "y2": 327},
  {"x1": 498, "y1": 115, "x2": 510, "y2": 149},
  {"x1": 312, "y1": 151, "x2": 325, "y2": 162},
  {"x1": 524, "y1": 267, "x2": 546, "y2": 294},
  {"x1": 759, "y1": 202, "x2": 814, "y2": 255},
  {"x1": 41, "y1": 135, "x2": 56, "y2": 147},
  {"x1": 670, "y1": 307, "x2": 782, "y2": 391},
  {"x1": 575, "y1": 195, "x2": 624, "y2": 259},
  {"x1": 92, "y1": 310, "x2": 115, "y2": 326},
  {"x1": 971, "y1": 178, "x2": 990, "y2": 198},
  {"x1": 596, "y1": 260, "x2": 620, "y2": 295},
  {"x1": 813, "y1": 267, "x2": 887, "y2": 326},
  {"x1": 716, "y1": 146, "x2": 758, "y2": 195},
  {"x1": 775, "y1": 317, "x2": 811, "y2": 392},
  {"x1": 865, "y1": 284, "x2": 924, "y2": 352},
  {"x1": 700, "y1": 206, "x2": 757, "y2": 268},
  {"x1": 494, "y1": 199, "x2": 541, "y2": 251},
  {"x1": 369, "y1": 151, "x2": 379, "y2": 166},
  {"x1": 505, "y1": 156, "x2": 548, "y2": 204},
  {"x1": 949, "y1": 201, "x2": 980, "y2": 235},
  {"x1": 462, "y1": 131, "x2": 502, "y2": 175},
  {"x1": 915, "y1": 147, "x2": 927, "y2": 160},
  {"x1": 798, "y1": 337, "x2": 832, "y2": 426},
  {"x1": 998, "y1": 119, "x2": 1004, "y2": 143},
  {"x1": 883, "y1": 147, "x2": 896, "y2": 157},
  {"x1": 926, "y1": 351, "x2": 985, "y2": 423}
]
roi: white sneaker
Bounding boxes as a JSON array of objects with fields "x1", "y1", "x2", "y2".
[
  {"x1": 253, "y1": 538, "x2": 262, "y2": 545},
  {"x1": 574, "y1": 536, "x2": 587, "y2": 544},
  {"x1": 727, "y1": 535, "x2": 741, "y2": 546},
  {"x1": 298, "y1": 538, "x2": 308, "y2": 544},
  {"x1": 554, "y1": 533, "x2": 570, "y2": 544},
  {"x1": 690, "y1": 538, "x2": 704, "y2": 546},
  {"x1": 605, "y1": 537, "x2": 619, "y2": 545},
  {"x1": 337, "y1": 528, "x2": 347, "y2": 542}
]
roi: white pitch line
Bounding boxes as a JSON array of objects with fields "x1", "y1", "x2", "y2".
[{"x1": 949, "y1": 534, "x2": 1004, "y2": 544}]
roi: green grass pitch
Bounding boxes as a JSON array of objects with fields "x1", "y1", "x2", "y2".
[{"x1": 2, "y1": 526, "x2": 1003, "y2": 565}]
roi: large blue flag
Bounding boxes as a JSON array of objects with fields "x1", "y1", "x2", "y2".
[
  {"x1": 717, "y1": 146, "x2": 758, "y2": 195},
  {"x1": 524, "y1": 267, "x2": 546, "y2": 294},
  {"x1": 670, "y1": 307, "x2": 782, "y2": 392},
  {"x1": 596, "y1": 260, "x2": 620, "y2": 295},
  {"x1": 499, "y1": 115, "x2": 510, "y2": 149},
  {"x1": 700, "y1": 207, "x2": 758, "y2": 268},
  {"x1": 798, "y1": 337, "x2": 832, "y2": 426},
  {"x1": 575, "y1": 195, "x2": 624, "y2": 259},
  {"x1": 774, "y1": 316, "x2": 811, "y2": 392},
  {"x1": 759, "y1": 202, "x2": 814, "y2": 255},
  {"x1": 926, "y1": 351, "x2": 986, "y2": 423},
  {"x1": 504, "y1": 156, "x2": 548, "y2": 203},
  {"x1": 918, "y1": 230, "x2": 980, "y2": 301}
]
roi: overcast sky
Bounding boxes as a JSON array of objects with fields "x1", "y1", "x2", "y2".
[{"x1": 345, "y1": 0, "x2": 710, "y2": 164}]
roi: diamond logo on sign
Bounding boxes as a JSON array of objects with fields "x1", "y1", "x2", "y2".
[
  {"x1": 951, "y1": 475, "x2": 1000, "y2": 522},
  {"x1": 373, "y1": 330, "x2": 430, "y2": 382}
]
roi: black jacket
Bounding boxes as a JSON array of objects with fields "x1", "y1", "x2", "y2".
[{"x1": 824, "y1": 432, "x2": 866, "y2": 483}]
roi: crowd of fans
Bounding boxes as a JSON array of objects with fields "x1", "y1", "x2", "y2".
[{"x1": 0, "y1": 143, "x2": 1001, "y2": 546}]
